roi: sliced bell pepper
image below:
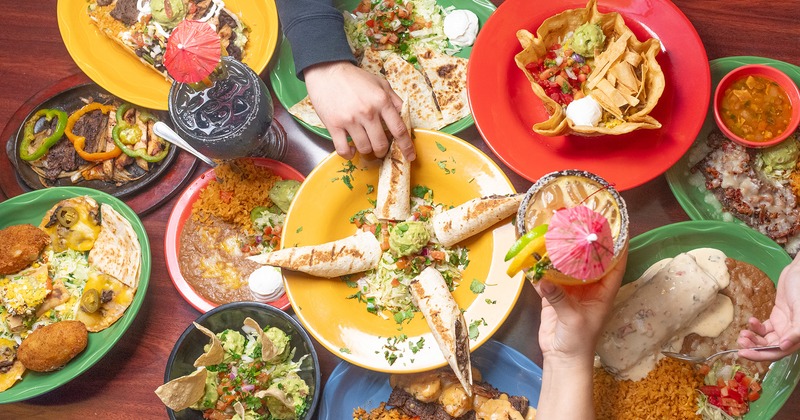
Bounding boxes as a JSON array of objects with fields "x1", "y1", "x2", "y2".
[
  {"x1": 110, "y1": 102, "x2": 170, "y2": 163},
  {"x1": 65, "y1": 102, "x2": 121, "y2": 162},
  {"x1": 19, "y1": 108, "x2": 68, "y2": 161},
  {"x1": 505, "y1": 224, "x2": 549, "y2": 261}
]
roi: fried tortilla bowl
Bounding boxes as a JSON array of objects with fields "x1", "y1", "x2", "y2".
[{"x1": 514, "y1": 0, "x2": 665, "y2": 136}]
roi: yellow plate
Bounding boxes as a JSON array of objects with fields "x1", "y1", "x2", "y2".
[
  {"x1": 282, "y1": 130, "x2": 524, "y2": 373},
  {"x1": 57, "y1": 0, "x2": 279, "y2": 110}
]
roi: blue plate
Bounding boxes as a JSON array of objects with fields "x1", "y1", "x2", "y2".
[{"x1": 318, "y1": 340, "x2": 542, "y2": 419}]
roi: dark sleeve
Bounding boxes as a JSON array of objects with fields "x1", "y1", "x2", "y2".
[{"x1": 275, "y1": 0, "x2": 357, "y2": 80}]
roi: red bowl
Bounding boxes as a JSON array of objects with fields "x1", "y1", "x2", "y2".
[
  {"x1": 164, "y1": 158, "x2": 305, "y2": 313},
  {"x1": 714, "y1": 64, "x2": 800, "y2": 148}
]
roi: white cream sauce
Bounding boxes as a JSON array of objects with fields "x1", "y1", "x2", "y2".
[{"x1": 598, "y1": 248, "x2": 732, "y2": 380}]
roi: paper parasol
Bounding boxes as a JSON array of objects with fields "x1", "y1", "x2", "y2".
[
  {"x1": 544, "y1": 205, "x2": 614, "y2": 280},
  {"x1": 164, "y1": 20, "x2": 221, "y2": 83}
]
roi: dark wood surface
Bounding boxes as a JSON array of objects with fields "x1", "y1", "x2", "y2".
[{"x1": 1, "y1": 1, "x2": 798, "y2": 418}]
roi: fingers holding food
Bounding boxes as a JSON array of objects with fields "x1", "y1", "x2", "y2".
[
  {"x1": 17, "y1": 321, "x2": 88, "y2": 372},
  {"x1": 0, "y1": 225, "x2": 50, "y2": 275}
]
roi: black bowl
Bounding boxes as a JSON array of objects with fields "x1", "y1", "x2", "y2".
[{"x1": 163, "y1": 302, "x2": 321, "y2": 419}]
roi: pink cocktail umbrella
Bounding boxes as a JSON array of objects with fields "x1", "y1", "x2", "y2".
[
  {"x1": 163, "y1": 20, "x2": 221, "y2": 83},
  {"x1": 544, "y1": 205, "x2": 614, "y2": 280}
]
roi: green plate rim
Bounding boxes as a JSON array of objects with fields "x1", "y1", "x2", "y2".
[
  {"x1": 625, "y1": 220, "x2": 799, "y2": 419},
  {"x1": 665, "y1": 56, "x2": 800, "y2": 224},
  {"x1": 0, "y1": 186, "x2": 151, "y2": 403},
  {"x1": 269, "y1": 0, "x2": 496, "y2": 139}
]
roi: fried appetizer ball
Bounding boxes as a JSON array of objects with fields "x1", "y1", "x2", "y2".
[
  {"x1": 0, "y1": 224, "x2": 50, "y2": 275},
  {"x1": 17, "y1": 321, "x2": 88, "y2": 372}
]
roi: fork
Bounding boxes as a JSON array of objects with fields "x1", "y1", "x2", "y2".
[{"x1": 661, "y1": 345, "x2": 782, "y2": 364}]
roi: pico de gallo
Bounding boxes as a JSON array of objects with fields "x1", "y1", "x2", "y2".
[
  {"x1": 696, "y1": 362, "x2": 762, "y2": 419},
  {"x1": 345, "y1": 0, "x2": 450, "y2": 62},
  {"x1": 524, "y1": 43, "x2": 594, "y2": 107}
]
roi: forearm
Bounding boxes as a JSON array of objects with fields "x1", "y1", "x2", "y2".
[
  {"x1": 536, "y1": 356, "x2": 596, "y2": 420},
  {"x1": 275, "y1": 0, "x2": 356, "y2": 79}
]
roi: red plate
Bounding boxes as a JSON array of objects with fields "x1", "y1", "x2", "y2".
[
  {"x1": 165, "y1": 158, "x2": 305, "y2": 313},
  {"x1": 468, "y1": 0, "x2": 709, "y2": 191}
]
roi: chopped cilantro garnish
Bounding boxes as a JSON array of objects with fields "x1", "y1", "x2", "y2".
[
  {"x1": 469, "y1": 279, "x2": 485, "y2": 294},
  {"x1": 436, "y1": 141, "x2": 447, "y2": 152}
]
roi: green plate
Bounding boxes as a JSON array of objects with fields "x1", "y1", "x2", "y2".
[
  {"x1": 626, "y1": 220, "x2": 799, "y2": 419},
  {"x1": 0, "y1": 187, "x2": 151, "y2": 403},
  {"x1": 665, "y1": 56, "x2": 800, "y2": 224},
  {"x1": 269, "y1": 0, "x2": 496, "y2": 139}
]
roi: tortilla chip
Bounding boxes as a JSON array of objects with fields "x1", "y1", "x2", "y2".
[
  {"x1": 234, "y1": 401, "x2": 246, "y2": 419},
  {"x1": 192, "y1": 322, "x2": 225, "y2": 367},
  {"x1": 88, "y1": 204, "x2": 141, "y2": 290},
  {"x1": 75, "y1": 270, "x2": 135, "y2": 332},
  {"x1": 155, "y1": 367, "x2": 208, "y2": 411},
  {"x1": 0, "y1": 337, "x2": 24, "y2": 392},
  {"x1": 243, "y1": 317, "x2": 285, "y2": 363},
  {"x1": 383, "y1": 53, "x2": 443, "y2": 130},
  {"x1": 514, "y1": 0, "x2": 664, "y2": 136}
]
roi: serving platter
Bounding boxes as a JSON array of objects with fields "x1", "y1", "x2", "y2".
[
  {"x1": 0, "y1": 186, "x2": 151, "y2": 403},
  {"x1": 56, "y1": 0, "x2": 280, "y2": 111},
  {"x1": 281, "y1": 129, "x2": 523, "y2": 373},
  {"x1": 665, "y1": 57, "x2": 800, "y2": 225},
  {"x1": 625, "y1": 220, "x2": 800, "y2": 419},
  {"x1": 468, "y1": 0, "x2": 709, "y2": 191},
  {"x1": 269, "y1": 0, "x2": 496, "y2": 139},
  {"x1": 0, "y1": 73, "x2": 197, "y2": 215},
  {"x1": 318, "y1": 339, "x2": 542, "y2": 418},
  {"x1": 165, "y1": 158, "x2": 305, "y2": 313}
]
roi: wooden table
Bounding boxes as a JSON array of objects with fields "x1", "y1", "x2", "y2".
[{"x1": 1, "y1": 1, "x2": 798, "y2": 418}]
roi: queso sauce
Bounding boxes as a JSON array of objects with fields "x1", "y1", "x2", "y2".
[
  {"x1": 179, "y1": 216, "x2": 260, "y2": 304},
  {"x1": 721, "y1": 75, "x2": 792, "y2": 142}
]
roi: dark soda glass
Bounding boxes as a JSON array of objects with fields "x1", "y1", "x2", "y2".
[{"x1": 168, "y1": 57, "x2": 286, "y2": 160}]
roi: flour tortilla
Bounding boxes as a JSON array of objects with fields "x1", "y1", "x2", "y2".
[
  {"x1": 383, "y1": 53, "x2": 443, "y2": 130},
  {"x1": 360, "y1": 48, "x2": 385, "y2": 77},
  {"x1": 288, "y1": 96, "x2": 326, "y2": 129},
  {"x1": 416, "y1": 47, "x2": 470, "y2": 125},
  {"x1": 375, "y1": 140, "x2": 411, "y2": 221},
  {"x1": 410, "y1": 267, "x2": 472, "y2": 395},
  {"x1": 433, "y1": 194, "x2": 523, "y2": 247},
  {"x1": 248, "y1": 229, "x2": 382, "y2": 278},
  {"x1": 88, "y1": 204, "x2": 141, "y2": 290}
]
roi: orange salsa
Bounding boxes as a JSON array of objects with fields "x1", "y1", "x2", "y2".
[{"x1": 721, "y1": 75, "x2": 792, "y2": 142}]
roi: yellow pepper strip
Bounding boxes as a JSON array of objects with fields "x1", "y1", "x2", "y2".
[{"x1": 65, "y1": 102, "x2": 122, "y2": 162}]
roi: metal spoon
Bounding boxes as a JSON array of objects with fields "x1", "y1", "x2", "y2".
[
  {"x1": 661, "y1": 345, "x2": 782, "y2": 365},
  {"x1": 153, "y1": 121, "x2": 217, "y2": 167}
]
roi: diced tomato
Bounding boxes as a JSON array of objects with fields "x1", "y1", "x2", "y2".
[
  {"x1": 388, "y1": 33, "x2": 399, "y2": 44},
  {"x1": 429, "y1": 250, "x2": 446, "y2": 260},
  {"x1": 396, "y1": 257, "x2": 409, "y2": 269},
  {"x1": 550, "y1": 43, "x2": 562, "y2": 50},
  {"x1": 365, "y1": 224, "x2": 377, "y2": 235},
  {"x1": 391, "y1": 278, "x2": 400, "y2": 287},
  {"x1": 751, "y1": 381, "x2": 762, "y2": 392},
  {"x1": 366, "y1": 19, "x2": 375, "y2": 27},
  {"x1": 546, "y1": 51, "x2": 557, "y2": 60},
  {"x1": 581, "y1": 64, "x2": 591, "y2": 74},
  {"x1": 241, "y1": 244, "x2": 251, "y2": 253},
  {"x1": 539, "y1": 68, "x2": 557, "y2": 80},
  {"x1": 577, "y1": 73, "x2": 587, "y2": 83},
  {"x1": 749, "y1": 390, "x2": 761, "y2": 402},
  {"x1": 701, "y1": 385, "x2": 721, "y2": 397},
  {"x1": 273, "y1": 225, "x2": 282, "y2": 235},
  {"x1": 734, "y1": 371, "x2": 745, "y2": 382},
  {"x1": 263, "y1": 226, "x2": 273, "y2": 235}
]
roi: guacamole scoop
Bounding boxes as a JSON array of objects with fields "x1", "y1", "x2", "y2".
[
  {"x1": 389, "y1": 221, "x2": 430, "y2": 257},
  {"x1": 571, "y1": 23, "x2": 606, "y2": 57},
  {"x1": 151, "y1": 0, "x2": 186, "y2": 28},
  {"x1": 758, "y1": 136, "x2": 800, "y2": 177},
  {"x1": 269, "y1": 180, "x2": 301, "y2": 213}
]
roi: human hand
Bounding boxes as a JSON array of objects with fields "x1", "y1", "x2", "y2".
[
  {"x1": 535, "y1": 246, "x2": 629, "y2": 363},
  {"x1": 738, "y1": 253, "x2": 800, "y2": 362},
  {"x1": 303, "y1": 61, "x2": 415, "y2": 161}
]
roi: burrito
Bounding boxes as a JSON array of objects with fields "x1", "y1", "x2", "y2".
[
  {"x1": 410, "y1": 267, "x2": 473, "y2": 395},
  {"x1": 375, "y1": 141, "x2": 411, "y2": 221},
  {"x1": 433, "y1": 194, "x2": 523, "y2": 247},
  {"x1": 248, "y1": 229, "x2": 382, "y2": 278},
  {"x1": 597, "y1": 252, "x2": 728, "y2": 380}
]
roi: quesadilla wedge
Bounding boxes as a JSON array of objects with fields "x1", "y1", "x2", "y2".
[
  {"x1": 248, "y1": 229, "x2": 382, "y2": 278},
  {"x1": 383, "y1": 54, "x2": 443, "y2": 130},
  {"x1": 88, "y1": 204, "x2": 141, "y2": 290},
  {"x1": 410, "y1": 267, "x2": 472, "y2": 395},
  {"x1": 287, "y1": 97, "x2": 326, "y2": 129},
  {"x1": 433, "y1": 194, "x2": 523, "y2": 247},
  {"x1": 87, "y1": 0, "x2": 249, "y2": 81},
  {"x1": 416, "y1": 47, "x2": 470, "y2": 126}
]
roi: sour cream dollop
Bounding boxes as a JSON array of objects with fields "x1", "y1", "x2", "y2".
[
  {"x1": 444, "y1": 10, "x2": 479, "y2": 47},
  {"x1": 566, "y1": 95, "x2": 603, "y2": 127},
  {"x1": 248, "y1": 266, "x2": 284, "y2": 303}
]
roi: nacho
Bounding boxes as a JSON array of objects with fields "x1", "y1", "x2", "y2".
[
  {"x1": 155, "y1": 367, "x2": 209, "y2": 411},
  {"x1": 192, "y1": 322, "x2": 224, "y2": 367},
  {"x1": 514, "y1": 0, "x2": 664, "y2": 136},
  {"x1": 74, "y1": 270, "x2": 135, "y2": 332}
]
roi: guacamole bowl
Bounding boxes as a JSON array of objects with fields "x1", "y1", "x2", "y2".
[{"x1": 162, "y1": 302, "x2": 321, "y2": 419}]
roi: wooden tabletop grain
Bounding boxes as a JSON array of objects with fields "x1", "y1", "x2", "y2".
[{"x1": 1, "y1": 1, "x2": 799, "y2": 418}]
